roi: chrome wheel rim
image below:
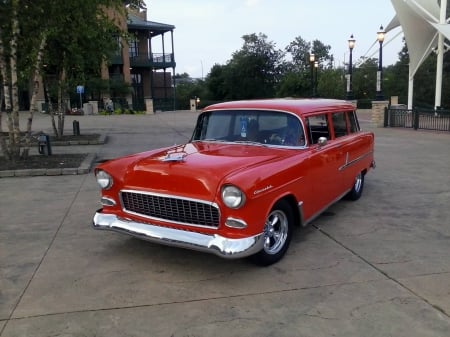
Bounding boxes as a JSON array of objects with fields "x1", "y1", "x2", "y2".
[
  {"x1": 263, "y1": 209, "x2": 289, "y2": 255},
  {"x1": 354, "y1": 173, "x2": 363, "y2": 193}
]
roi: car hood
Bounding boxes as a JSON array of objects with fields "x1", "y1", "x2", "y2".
[{"x1": 121, "y1": 142, "x2": 290, "y2": 200}]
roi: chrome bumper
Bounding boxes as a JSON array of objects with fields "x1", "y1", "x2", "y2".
[{"x1": 92, "y1": 210, "x2": 265, "y2": 259}]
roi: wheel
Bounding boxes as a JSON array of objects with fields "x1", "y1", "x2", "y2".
[
  {"x1": 249, "y1": 200, "x2": 294, "y2": 266},
  {"x1": 346, "y1": 172, "x2": 364, "y2": 201}
]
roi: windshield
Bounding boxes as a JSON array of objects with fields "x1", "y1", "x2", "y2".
[{"x1": 192, "y1": 109, "x2": 306, "y2": 146}]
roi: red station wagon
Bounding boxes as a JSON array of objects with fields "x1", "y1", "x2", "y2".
[{"x1": 93, "y1": 99, "x2": 375, "y2": 265}]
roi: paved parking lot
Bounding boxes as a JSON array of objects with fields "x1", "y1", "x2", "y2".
[{"x1": 1, "y1": 110, "x2": 450, "y2": 337}]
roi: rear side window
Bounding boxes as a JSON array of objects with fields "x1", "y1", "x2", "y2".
[
  {"x1": 348, "y1": 111, "x2": 360, "y2": 133},
  {"x1": 306, "y1": 114, "x2": 330, "y2": 144},
  {"x1": 330, "y1": 110, "x2": 360, "y2": 138},
  {"x1": 331, "y1": 112, "x2": 348, "y2": 138}
]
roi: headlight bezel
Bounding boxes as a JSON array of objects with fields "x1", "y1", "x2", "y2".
[
  {"x1": 96, "y1": 170, "x2": 113, "y2": 190},
  {"x1": 221, "y1": 185, "x2": 246, "y2": 209}
]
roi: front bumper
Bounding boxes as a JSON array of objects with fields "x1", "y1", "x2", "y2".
[{"x1": 92, "y1": 209, "x2": 265, "y2": 259}]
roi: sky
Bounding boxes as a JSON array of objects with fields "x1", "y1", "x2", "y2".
[{"x1": 144, "y1": 0, "x2": 404, "y2": 79}]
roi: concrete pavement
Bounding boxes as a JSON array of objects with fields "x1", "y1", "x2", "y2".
[{"x1": 0, "y1": 110, "x2": 450, "y2": 337}]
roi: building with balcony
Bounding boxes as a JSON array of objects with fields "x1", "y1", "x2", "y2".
[
  {"x1": 33, "y1": 7, "x2": 176, "y2": 114},
  {"x1": 104, "y1": 8, "x2": 176, "y2": 112}
]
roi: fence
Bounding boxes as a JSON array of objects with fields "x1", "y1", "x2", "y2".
[{"x1": 384, "y1": 107, "x2": 450, "y2": 132}]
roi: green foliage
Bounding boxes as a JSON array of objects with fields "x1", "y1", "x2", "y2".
[
  {"x1": 316, "y1": 68, "x2": 345, "y2": 98},
  {"x1": 206, "y1": 33, "x2": 285, "y2": 100},
  {"x1": 194, "y1": 34, "x2": 450, "y2": 108},
  {"x1": 352, "y1": 57, "x2": 378, "y2": 100},
  {"x1": 285, "y1": 37, "x2": 333, "y2": 73},
  {"x1": 205, "y1": 64, "x2": 228, "y2": 100},
  {"x1": 174, "y1": 77, "x2": 206, "y2": 110},
  {"x1": 275, "y1": 71, "x2": 308, "y2": 98}
]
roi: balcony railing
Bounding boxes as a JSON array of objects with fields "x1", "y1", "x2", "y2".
[{"x1": 129, "y1": 53, "x2": 175, "y2": 68}]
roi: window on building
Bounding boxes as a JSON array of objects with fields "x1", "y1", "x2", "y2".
[
  {"x1": 131, "y1": 73, "x2": 142, "y2": 84},
  {"x1": 129, "y1": 38, "x2": 138, "y2": 58}
]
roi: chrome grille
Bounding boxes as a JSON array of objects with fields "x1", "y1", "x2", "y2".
[{"x1": 120, "y1": 191, "x2": 220, "y2": 228}]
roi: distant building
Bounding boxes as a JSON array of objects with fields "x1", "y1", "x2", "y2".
[
  {"x1": 35, "y1": 7, "x2": 176, "y2": 113},
  {"x1": 104, "y1": 7, "x2": 176, "y2": 112}
]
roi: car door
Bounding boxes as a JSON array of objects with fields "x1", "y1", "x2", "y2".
[
  {"x1": 305, "y1": 113, "x2": 346, "y2": 216},
  {"x1": 331, "y1": 110, "x2": 355, "y2": 191},
  {"x1": 337, "y1": 110, "x2": 372, "y2": 192}
]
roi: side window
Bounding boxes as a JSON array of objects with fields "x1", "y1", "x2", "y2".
[
  {"x1": 348, "y1": 111, "x2": 360, "y2": 133},
  {"x1": 331, "y1": 111, "x2": 348, "y2": 138},
  {"x1": 306, "y1": 114, "x2": 330, "y2": 144}
]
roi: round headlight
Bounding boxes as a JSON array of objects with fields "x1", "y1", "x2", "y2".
[
  {"x1": 96, "y1": 170, "x2": 113, "y2": 190},
  {"x1": 221, "y1": 185, "x2": 245, "y2": 209}
]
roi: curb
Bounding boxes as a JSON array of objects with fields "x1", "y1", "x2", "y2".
[
  {"x1": 0, "y1": 133, "x2": 106, "y2": 179},
  {"x1": 0, "y1": 153, "x2": 97, "y2": 178},
  {"x1": 40, "y1": 133, "x2": 107, "y2": 146}
]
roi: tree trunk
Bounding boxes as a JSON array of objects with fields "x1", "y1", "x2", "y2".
[
  {"x1": 0, "y1": 27, "x2": 12, "y2": 160},
  {"x1": 57, "y1": 67, "x2": 66, "y2": 140},
  {"x1": 23, "y1": 35, "x2": 47, "y2": 159},
  {"x1": 9, "y1": 0, "x2": 21, "y2": 160},
  {"x1": 49, "y1": 105, "x2": 58, "y2": 137}
]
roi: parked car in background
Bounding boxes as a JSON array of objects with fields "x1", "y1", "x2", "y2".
[{"x1": 93, "y1": 99, "x2": 375, "y2": 265}]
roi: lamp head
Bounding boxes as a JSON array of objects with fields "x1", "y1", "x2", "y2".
[
  {"x1": 309, "y1": 53, "x2": 315, "y2": 63},
  {"x1": 348, "y1": 34, "x2": 356, "y2": 50},
  {"x1": 377, "y1": 25, "x2": 385, "y2": 43}
]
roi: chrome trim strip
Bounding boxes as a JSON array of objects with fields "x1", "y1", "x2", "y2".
[
  {"x1": 339, "y1": 150, "x2": 374, "y2": 171},
  {"x1": 93, "y1": 210, "x2": 264, "y2": 259}
]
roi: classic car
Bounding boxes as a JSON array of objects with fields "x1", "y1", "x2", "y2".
[{"x1": 93, "y1": 99, "x2": 375, "y2": 265}]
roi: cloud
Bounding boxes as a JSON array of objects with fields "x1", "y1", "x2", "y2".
[{"x1": 244, "y1": 0, "x2": 262, "y2": 7}]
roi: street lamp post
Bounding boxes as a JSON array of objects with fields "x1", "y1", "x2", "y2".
[
  {"x1": 375, "y1": 25, "x2": 385, "y2": 101},
  {"x1": 309, "y1": 52, "x2": 315, "y2": 97},
  {"x1": 346, "y1": 34, "x2": 355, "y2": 100},
  {"x1": 314, "y1": 61, "x2": 319, "y2": 97}
]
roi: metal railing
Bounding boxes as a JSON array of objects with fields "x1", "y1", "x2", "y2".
[
  {"x1": 153, "y1": 98, "x2": 175, "y2": 112},
  {"x1": 385, "y1": 107, "x2": 450, "y2": 132},
  {"x1": 129, "y1": 53, "x2": 175, "y2": 68}
]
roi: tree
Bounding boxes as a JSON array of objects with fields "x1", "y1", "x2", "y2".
[
  {"x1": 206, "y1": 33, "x2": 285, "y2": 100},
  {"x1": 275, "y1": 71, "x2": 308, "y2": 98},
  {"x1": 280, "y1": 36, "x2": 333, "y2": 98},
  {"x1": 352, "y1": 57, "x2": 378, "y2": 101},
  {"x1": 205, "y1": 64, "x2": 228, "y2": 101},
  {"x1": 173, "y1": 74, "x2": 206, "y2": 110},
  {"x1": 0, "y1": 0, "x2": 145, "y2": 161},
  {"x1": 285, "y1": 36, "x2": 311, "y2": 72},
  {"x1": 316, "y1": 68, "x2": 345, "y2": 99},
  {"x1": 286, "y1": 37, "x2": 333, "y2": 72}
]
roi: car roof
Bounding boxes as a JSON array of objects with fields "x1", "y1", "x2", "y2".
[{"x1": 203, "y1": 98, "x2": 355, "y2": 116}]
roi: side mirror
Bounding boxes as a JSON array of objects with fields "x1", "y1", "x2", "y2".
[{"x1": 317, "y1": 137, "x2": 327, "y2": 147}]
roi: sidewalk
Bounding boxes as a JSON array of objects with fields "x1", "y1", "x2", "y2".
[{"x1": 0, "y1": 110, "x2": 449, "y2": 337}]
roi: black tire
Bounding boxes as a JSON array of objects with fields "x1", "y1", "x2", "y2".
[
  {"x1": 249, "y1": 200, "x2": 294, "y2": 266},
  {"x1": 346, "y1": 172, "x2": 364, "y2": 201}
]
